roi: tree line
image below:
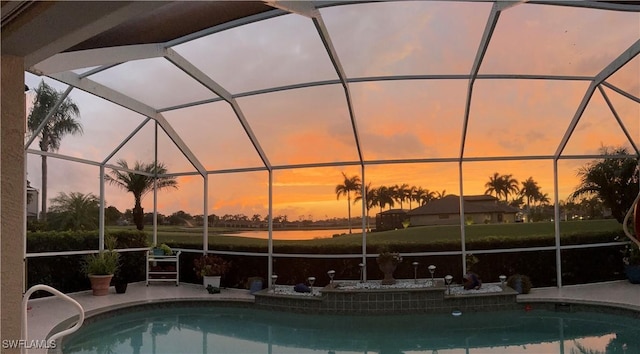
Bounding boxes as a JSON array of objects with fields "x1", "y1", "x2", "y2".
[
  {"x1": 334, "y1": 171, "x2": 551, "y2": 233},
  {"x1": 27, "y1": 81, "x2": 638, "y2": 232},
  {"x1": 336, "y1": 146, "x2": 639, "y2": 231}
]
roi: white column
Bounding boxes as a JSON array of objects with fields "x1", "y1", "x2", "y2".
[{"x1": 1, "y1": 54, "x2": 26, "y2": 352}]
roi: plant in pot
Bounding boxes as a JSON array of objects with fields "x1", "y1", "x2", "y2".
[
  {"x1": 82, "y1": 236, "x2": 120, "y2": 296},
  {"x1": 622, "y1": 243, "x2": 640, "y2": 284},
  {"x1": 113, "y1": 250, "x2": 142, "y2": 294},
  {"x1": 112, "y1": 232, "x2": 147, "y2": 294},
  {"x1": 506, "y1": 274, "x2": 532, "y2": 294},
  {"x1": 152, "y1": 243, "x2": 172, "y2": 256},
  {"x1": 376, "y1": 250, "x2": 402, "y2": 285},
  {"x1": 193, "y1": 254, "x2": 230, "y2": 291}
]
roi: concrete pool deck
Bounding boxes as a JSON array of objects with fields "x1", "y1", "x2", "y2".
[{"x1": 23, "y1": 280, "x2": 640, "y2": 354}]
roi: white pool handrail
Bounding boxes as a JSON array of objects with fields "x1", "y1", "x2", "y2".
[
  {"x1": 622, "y1": 191, "x2": 640, "y2": 248},
  {"x1": 21, "y1": 284, "x2": 85, "y2": 354}
]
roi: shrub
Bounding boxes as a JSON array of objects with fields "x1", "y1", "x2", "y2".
[
  {"x1": 27, "y1": 230, "x2": 147, "y2": 295},
  {"x1": 193, "y1": 255, "x2": 231, "y2": 277}
]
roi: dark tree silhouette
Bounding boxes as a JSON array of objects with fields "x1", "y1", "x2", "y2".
[{"x1": 570, "y1": 146, "x2": 639, "y2": 223}]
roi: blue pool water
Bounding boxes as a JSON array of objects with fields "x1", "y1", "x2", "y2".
[{"x1": 62, "y1": 305, "x2": 640, "y2": 353}]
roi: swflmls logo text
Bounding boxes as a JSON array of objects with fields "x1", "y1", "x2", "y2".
[{"x1": 2, "y1": 339, "x2": 56, "y2": 349}]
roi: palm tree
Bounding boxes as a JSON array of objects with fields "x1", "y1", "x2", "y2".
[
  {"x1": 520, "y1": 177, "x2": 540, "y2": 210},
  {"x1": 414, "y1": 187, "x2": 435, "y2": 206},
  {"x1": 413, "y1": 187, "x2": 425, "y2": 206},
  {"x1": 354, "y1": 182, "x2": 377, "y2": 232},
  {"x1": 396, "y1": 183, "x2": 411, "y2": 210},
  {"x1": 538, "y1": 193, "x2": 550, "y2": 206},
  {"x1": 519, "y1": 177, "x2": 541, "y2": 220},
  {"x1": 48, "y1": 191, "x2": 99, "y2": 231},
  {"x1": 501, "y1": 174, "x2": 520, "y2": 202},
  {"x1": 435, "y1": 189, "x2": 447, "y2": 199},
  {"x1": 335, "y1": 172, "x2": 361, "y2": 234},
  {"x1": 406, "y1": 185, "x2": 417, "y2": 210},
  {"x1": 570, "y1": 146, "x2": 639, "y2": 223},
  {"x1": 27, "y1": 80, "x2": 83, "y2": 221},
  {"x1": 485, "y1": 173, "x2": 519, "y2": 202},
  {"x1": 105, "y1": 159, "x2": 178, "y2": 230},
  {"x1": 376, "y1": 186, "x2": 395, "y2": 212},
  {"x1": 485, "y1": 172, "x2": 504, "y2": 200},
  {"x1": 388, "y1": 185, "x2": 400, "y2": 208}
]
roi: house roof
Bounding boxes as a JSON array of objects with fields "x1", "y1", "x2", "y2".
[
  {"x1": 407, "y1": 195, "x2": 518, "y2": 216},
  {"x1": 378, "y1": 209, "x2": 409, "y2": 215},
  {"x1": 464, "y1": 195, "x2": 499, "y2": 202}
]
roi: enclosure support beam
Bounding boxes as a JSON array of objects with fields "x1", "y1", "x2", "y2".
[
  {"x1": 553, "y1": 159, "x2": 562, "y2": 288},
  {"x1": 203, "y1": 175, "x2": 209, "y2": 253},
  {"x1": 164, "y1": 49, "x2": 272, "y2": 171},
  {"x1": 153, "y1": 122, "x2": 159, "y2": 247},
  {"x1": 312, "y1": 14, "x2": 365, "y2": 164},
  {"x1": 31, "y1": 43, "x2": 165, "y2": 75},
  {"x1": 598, "y1": 85, "x2": 640, "y2": 155},
  {"x1": 460, "y1": 2, "x2": 503, "y2": 159},
  {"x1": 361, "y1": 165, "x2": 367, "y2": 282},
  {"x1": 268, "y1": 170, "x2": 274, "y2": 286},
  {"x1": 556, "y1": 40, "x2": 640, "y2": 158},
  {"x1": 99, "y1": 166, "x2": 105, "y2": 252},
  {"x1": 459, "y1": 162, "x2": 467, "y2": 274}
]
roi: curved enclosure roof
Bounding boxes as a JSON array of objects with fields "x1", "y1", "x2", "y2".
[{"x1": 13, "y1": 1, "x2": 640, "y2": 219}]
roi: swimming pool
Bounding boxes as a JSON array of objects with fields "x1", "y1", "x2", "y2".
[{"x1": 62, "y1": 303, "x2": 640, "y2": 353}]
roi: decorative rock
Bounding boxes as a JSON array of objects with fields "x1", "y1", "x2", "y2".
[
  {"x1": 294, "y1": 283, "x2": 311, "y2": 293},
  {"x1": 448, "y1": 284, "x2": 503, "y2": 295}
]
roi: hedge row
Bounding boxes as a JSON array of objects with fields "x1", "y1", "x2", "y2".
[
  {"x1": 27, "y1": 230, "x2": 627, "y2": 295},
  {"x1": 27, "y1": 230, "x2": 147, "y2": 296}
]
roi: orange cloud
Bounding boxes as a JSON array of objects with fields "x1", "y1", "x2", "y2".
[{"x1": 24, "y1": 3, "x2": 638, "y2": 221}]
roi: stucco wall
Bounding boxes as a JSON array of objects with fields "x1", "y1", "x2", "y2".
[{"x1": 1, "y1": 54, "x2": 26, "y2": 352}]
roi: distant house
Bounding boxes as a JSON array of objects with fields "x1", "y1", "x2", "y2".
[
  {"x1": 26, "y1": 184, "x2": 39, "y2": 221},
  {"x1": 407, "y1": 195, "x2": 519, "y2": 226},
  {"x1": 375, "y1": 209, "x2": 409, "y2": 231}
]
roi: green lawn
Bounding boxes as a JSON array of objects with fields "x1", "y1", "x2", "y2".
[{"x1": 107, "y1": 219, "x2": 623, "y2": 250}]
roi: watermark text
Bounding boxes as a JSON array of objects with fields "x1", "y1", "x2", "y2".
[{"x1": 2, "y1": 339, "x2": 56, "y2": 349}]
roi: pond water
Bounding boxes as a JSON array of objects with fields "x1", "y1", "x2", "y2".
[
  {"x1": 218, "y1": 228, "x2": 362, "y2": 240},
  {"x1": 62, "y1": 304, "x2": 640, "y2": 354}
]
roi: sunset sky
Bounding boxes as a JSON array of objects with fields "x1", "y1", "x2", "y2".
[{"x1": 24, "y1": 1, "x2": 639, "y2": 221}]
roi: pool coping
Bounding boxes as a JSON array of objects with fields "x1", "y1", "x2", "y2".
[{"x1": 516, "y1": 280, "x2": 640, "y2": 318}]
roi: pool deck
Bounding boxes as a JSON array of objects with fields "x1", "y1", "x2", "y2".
[{"x1": 24, "y1": 280, "x2": 639, "y2": 354}]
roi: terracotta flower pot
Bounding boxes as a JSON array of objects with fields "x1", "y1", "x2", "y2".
[
  {"x1": 379, "y1": 262, "x2": 397, "y2": 285},
  {"x1": 89, "y1": 274, "x2": 113, "y2": 296}
]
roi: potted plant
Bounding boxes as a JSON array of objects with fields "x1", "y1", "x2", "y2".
[
  {"x1": 506, "y1": 274, "x2": 532, "y2": 294},
  {"x1": 113, "y1": 271, "x2": 128, "y2": 294},
  {"x1": 376, "y1": 250, "x2": 402, "y2": 285},
  {"x1": 193, "y1": 254, "x2": 230, "y2": 290},
  {"x1": 113, "y1": 250, "x2": 143, "y2": 294},
  {"x1": 623, "y1": 243, "x2": 640, "y2": 284},
  {"x1": 152, "y1": 243, "x2": 172, "y2": 256},
  {"x1": 82, "y1": 236, "x2": 120, "y2": 296}
]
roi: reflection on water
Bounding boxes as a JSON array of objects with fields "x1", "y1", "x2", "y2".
[
  {"x1": 219, "y1": 228, "x2": 362, "y2": 240},
  {"x1": 63, "y1": 307, "x2": 640, "y2": 354}
]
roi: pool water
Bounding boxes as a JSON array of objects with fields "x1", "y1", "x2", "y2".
[{"x1": 62, "y1": 305, "x2": 640, "y2": 354}]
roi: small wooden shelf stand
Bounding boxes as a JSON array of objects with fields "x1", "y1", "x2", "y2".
[{"x1": 146, "y1": 250, "x2": 181, "y2": 286}]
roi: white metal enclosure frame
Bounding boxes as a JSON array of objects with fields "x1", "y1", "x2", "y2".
[{"x1": 23, "y1": 1, "x2": 640, "y2": 287}]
